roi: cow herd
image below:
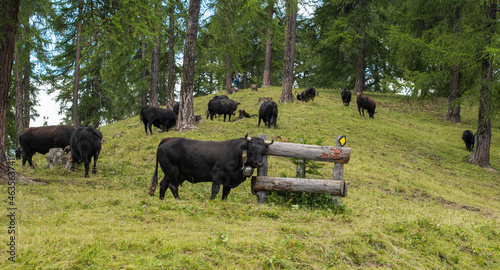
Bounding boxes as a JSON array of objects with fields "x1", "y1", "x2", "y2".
[
  {"x1": 15, "y1": 88, "x2": 476, "y2": 200},
  {"x1": 16, "y1": 125, "x2": 102, "y2": 178}
]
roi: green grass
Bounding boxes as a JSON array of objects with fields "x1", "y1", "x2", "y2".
[{"x1": 3, "y1": 87, "x2": 499, "y2": 269}]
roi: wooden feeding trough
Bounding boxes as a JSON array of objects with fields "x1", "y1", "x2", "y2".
[{"x1": 251, "y1": 134, "x2": 351, "y2": 207}]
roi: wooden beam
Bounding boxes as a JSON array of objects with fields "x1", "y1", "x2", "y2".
[
  {"x1": 252, "y1": 176, "x2": 345, "y2": 197},
  {"x1": 266, "y1": 142, "x2": 351, "y2": 164}
]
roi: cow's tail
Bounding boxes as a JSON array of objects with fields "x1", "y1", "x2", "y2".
[{"x1": 148, "y1": 152, "x2": 159, "y2": 196}]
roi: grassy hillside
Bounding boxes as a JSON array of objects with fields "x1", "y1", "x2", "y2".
[{"x1": 3, "y1": 87, "x2": 499, "y2": 269}]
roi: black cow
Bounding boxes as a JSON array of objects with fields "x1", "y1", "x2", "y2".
[
  {"x1": 173, "y1": 102, "x2": 179, "y2": 115},
  {"x1": 140, "y1": 107, "x2": 177, "y2": 135},
  {"x1": 258, "y1": 101, "x2": 278, "y2": 128},
  {"x1": 462, "y1": 130, "x2": 475, "y2": 151},
  {"x1": 207, "y1": 98, "x2": 238, "y2": 122},
  {"x1": 296, "y1": 87, "x2": 317, "y2": 102},
  {"x1": 341, "y1": 88, "x2": 352, "y2": 106},
  {"x1": 212, "y1": 95, "x2": 229, "y2": 100},
  {"x1": 17, "y1": 125, "x2": 75, "y2": 168},
  {"x1": 357, "y1": 94, "x2": 377, "y2": 119},
  {"x1": 148, "y1": 134, "x2": 273, "y2": 200},
  {"x1": 69, "y1": 127, "x2": 103, "y2": 178}
]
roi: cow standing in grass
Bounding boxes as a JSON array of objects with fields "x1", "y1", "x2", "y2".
[
  {"x1": 462, "y1": 130, "x2": 475, "y2": 151},
  {"x1": 140, "y1": 107, "x2": 177, "y2": 135},
  {"x1": 258, "y1": 101, "x2": 278, "y2": 129},
  {"x1": 341, "y1": 88, "x2": 352, "y2": 106},
  {"x1": 148, "y1": 134, "x2": 273, "y2": 200},
  {"x1": 357, "y1": 94, "x2": 377, "y2": 119},
  {"x1": 69, "y1": 127, "x2": 103, "y2": 178},
  {"x1": 207, "y1": 98, "x2": 239, "y2": 122},
  {"x1": 17, "y1": 125, "x2": 75, "y2": 168}
]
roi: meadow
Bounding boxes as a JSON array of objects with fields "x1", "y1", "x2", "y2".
[{"x1": 2, "y1": 86, "x2": 499, "y2": 269}]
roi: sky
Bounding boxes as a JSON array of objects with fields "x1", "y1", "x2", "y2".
[{"x1": 32, "y1": 90, "x2": 63, "y2": 127}]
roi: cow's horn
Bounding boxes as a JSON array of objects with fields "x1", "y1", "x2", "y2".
[
  {"x1": 264, "y1": 139, "x2": 274, "y2": 145},
  {"x1": 245, "y1": 133, "x2": 252, "y2": 142}
]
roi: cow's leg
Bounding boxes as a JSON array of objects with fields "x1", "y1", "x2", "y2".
[
  {"x1": 222, "y1": 186, "x2": 231, "y2": 200},
  {"x1": 143, "y1": 122, "x2": 148, "y2": 134},
  {"x1": 84, "y1": 162, "x2": 90, "y2": 178},
  {"x1": 148, "y1": 122, "x2": 153, "y2": 135},
  {"x1": 210, "y1": 182, "x2": 221, "y2": 200},
  {"x1": 258, "y1": 117, "x2": 262, "y2": 127},
  {"x1": 159, "y1": 176, "x2": 168, "y2": 200},
  {"x1": 168, "y1": 183, "x2": 180, "y2": 200},
  {"x1": 92, "y1": 153, "x2": 99, "y2": 174},
  {"x1": 70, "y1": 159, "x2": 75, "y2": 171},
  {"x1": 223, "y1": 114, "x2": 227, "y2": 122}
]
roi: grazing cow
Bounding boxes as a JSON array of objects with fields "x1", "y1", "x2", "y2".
[
  {"x1": 296, "y1": 87, "x2": 317, "y2": 102},
  {"x1": 258, "y1": 101, "x2": 278, "y2": 129},
  {"x1": 213, "y1": 95, "x2": 229, "y2": 100},
  {"x1": 356, "y1": 94, "x2": 377, "y2": 119},
  {"x1": 462, "y1": 130, "x2": 475, "y2": 151},
  {"x1": 207, "y1": 98, "x2": 238, "y2": 122},
  {"x1": 140, "y1": 107, "x2": 177, "y2": 135},
  {"x1": 46, "y1": 148, "x2": 71, "y2": 169},
  {"x1": 69, "y1": 127, "x2": 103, "y2": 178},
  {"x1": 148, "y1": 134, "x2": 273, "y2": 200},
  {"x1": 17, "y1": 125, "x2": 75, "y2": 168},
  {"x1": 341, "y1": 88, "x2": 352, "y2": 106}
]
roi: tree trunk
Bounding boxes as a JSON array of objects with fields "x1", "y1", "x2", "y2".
[
  {"x1": 262, "y1": 5, "x2": 274, "y2": 87},
  {"x1": 469, "y1": 0, "x2": 495, "y2": 169},
  {"x1": 166, "y1": 13, "x2": 176, "y2": 110},
  {"x1": 15, "y1": 46, "x2": 31, "y2": 139},
  {"x1": 176, "y1": 0, "x2": 201, "y2": 131},
  {"x1": 444, "y1": 66, "x2": 461, "y2": 122},
  {"x1": 149, "y1": 23, "x2": 160, "y2": 108},
  {"x1": 278, "y1": 0, "x2": 297, "y2": 103},
  {"x1": 225, "y1": 51, "x2": 232, "y2": 93},
  {"x1": 0, "y1": 0, "x2": 20, "y2": 175},
  {"x1": 72, "y1": 1, "x2": 83, "y2": 128},
  {"x1": 353, "y1": 34, "x2": 367, "y2": 95},
  {"x1": 224, "y1": 14, "x2": 233, "y2": 93},
  {"x1": 141, "y1": 41, "x2": 147, "y2": 108},
  {"x1": 444, "y1": 6, "x2": 462, "y2": 123}
]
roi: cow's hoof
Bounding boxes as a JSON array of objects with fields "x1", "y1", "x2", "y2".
[
  {"x1": 85, "y1": 175, "x2": 89, "y2": 178},
  {"x1": 159, "y1": 196, "x2": 164, "y2": 200}
]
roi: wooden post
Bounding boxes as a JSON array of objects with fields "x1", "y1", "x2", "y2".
[
  {"x1": 256, "y1": 134, "x2": 269, "y2": 203},
  {"x1": 332, "y1": 135, "x2": 346, "y2": 208},
  {"x1": 296, "y1": 139, "x2": 305, "y2": 178}
]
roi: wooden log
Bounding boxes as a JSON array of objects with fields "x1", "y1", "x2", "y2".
[
  {"x1": 256, "y1": 134, "x2": 269, "y2": 203},
  {"x1": 332, "y1": 135, "x2": 346, "y2": 207},
  {"x1": 266, "y1": 142, "x2": 351, "y2": 164},
  {"x1": 252, "y1": 176, "x2": 346, "y2": 197}
]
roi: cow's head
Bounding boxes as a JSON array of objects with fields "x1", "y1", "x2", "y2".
[
  {"x1": 15, "y1": 147, "x2": 23, "y2": 160},
  {"x1": 244, "y1": 133, "x2": 273, "y2": 168},
  {"x1": 46, "y1": 148, "x2": 69, "y2": 169}
]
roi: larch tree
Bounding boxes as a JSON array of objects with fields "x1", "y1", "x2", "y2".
[
  {"x1": 278, "y1": 0, "x2": 298, "y2": 103},
  {"x1": 469, "y1": 0, "x2": 497, "y2": 169},
  {"x1": 262, "y1": 1, "x2": 274, "y2": 87},
  {"x1": 0, "y1": 0, "x2": 20, "y2": 177},
  {"x1": 166, "y1": 5, "x2": 176, "y2": 111},
  {"x1": 72, "y1": 0, "x2": 82, "y2": 128},
  {"x1": 176, "y1": 0, "x2": 201, "y2": 131},
  {"x1": 149, "y1": 3, "x2": 161, "y2": 108}
]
